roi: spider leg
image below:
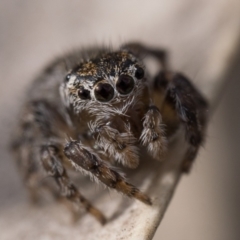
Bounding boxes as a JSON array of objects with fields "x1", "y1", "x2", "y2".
[
  {"x1": 121, "y1": 42, "x2": 168, "y2": 69},
  {"x1": 40, "y1": 143, "x2": 106, "y2": 224},
  {"x1": 140, "y1": 105, "x2": 167, "y2": 159},
  {"x1": 11, "y1": 103, "x2": 49, "y2": 202},
  {"x1": 64, "y1": 140, "x2": 152, "y2": 205},
  {"x1": 12, "y1": 100, "x2": 106, "y2": 223},
  {"x1": 89, "y1": 121, "x2": 139, "y2": 168},
  {"x1": 154, "y1": 71, "x2": 208, "y2": 172}
]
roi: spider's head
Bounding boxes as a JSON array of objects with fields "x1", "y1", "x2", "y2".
[{"x1": 61, "y1": 50, "x2": 149, "y2": 118}]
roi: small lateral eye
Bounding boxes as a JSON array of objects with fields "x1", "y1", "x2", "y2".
[
  {"x1": 135, "y1": 66, "x2": 144, "y2": 79},
  {"x1": 78, "y1": 86, "x2": 91, "y2": 100},
  {"x1": 116, "y1": 74, "x2": 135, "y2": 95},
  {"x1": 65, "y1": 74, "x2": 71, "y2": 83},
  {"x1": 94, "y1": 82, "x2": 114, "y2": 102}
]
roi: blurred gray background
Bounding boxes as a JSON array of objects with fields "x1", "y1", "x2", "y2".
[{"x1": 0, "y1": 1, "x2": 240, "y2": 239}]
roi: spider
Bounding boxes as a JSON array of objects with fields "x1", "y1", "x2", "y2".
[{"x1": 11, "y1": 42, "x2": 208, "y2": 224}]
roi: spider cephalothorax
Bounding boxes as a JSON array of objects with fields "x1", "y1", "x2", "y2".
[
  {"x1": 61, "y1": 51, "x2": 148, "y2": 115},
  {"x1": 12, "y1": 43, "x2": 208, "y2": 224}
]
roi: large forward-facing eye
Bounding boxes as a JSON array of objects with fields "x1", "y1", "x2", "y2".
[
  {"x1": 116, "y1": 74, "x2": 135, "y2": 95},
  {"x1": 94, "y1": 82, "x2": 114, "y2": 102}
]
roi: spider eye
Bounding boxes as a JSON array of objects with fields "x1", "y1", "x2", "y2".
[
  {"x1": 135, "y1": 66, "x2": 144, "y2": 79},
  {"x1": 116, "y1": 74, "x2": 135, "y2": 95},
  {"x1": 78, "y1": 86, "x2": 91, "y2": 100},
  {"x1": 65, "y1": 74, "x2": 71, "y2": 83},
  {"x1": 94, "y1": 82, "x2": 114, "y2": 102}
]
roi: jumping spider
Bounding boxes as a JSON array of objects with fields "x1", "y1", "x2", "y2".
[{"x1": 11, "y1": 43, "x2": 208, "y2": 224}]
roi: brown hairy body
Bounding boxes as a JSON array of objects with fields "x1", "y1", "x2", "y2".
[{"x1": 11, "y1": 43, "x2": 208, "y2": 224}]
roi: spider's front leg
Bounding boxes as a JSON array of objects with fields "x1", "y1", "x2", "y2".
[
  {"x1": 12, "y1": 100, "x2": 106, "y2": 224},
  {"x1": 64, "y1": 140, "x2": 152, "y2": 205},
  {"x1": 40, "y1": 143, "x2": 106, "y2": 224},
  {"x1": 140, "y1": 106, "x2": 167, "y2": 159}
]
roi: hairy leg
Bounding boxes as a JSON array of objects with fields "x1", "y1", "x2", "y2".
[
  {"x1": 140, "y1": 105, "x2": 167, "y2": 159},
  {"x1": 64, "y1": 140, "x2": 152, "y2": 205},
  {"x1": 153, "y1": 71, "x2": 208, "y2": 172},
  {"x1": 11, "y1": 104, "x2": 47, "y2": 202},
  {"x1": 12, "y1": 100, "x2": 106, "y2": 223},
  {"x1": 120, "y1": 43, "x2": 208, "y2": 171},
  {"x1": 41, "y1": 143, "x2": 106, "y2": 224}
]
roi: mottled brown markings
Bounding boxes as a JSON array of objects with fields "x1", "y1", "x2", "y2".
[
  {"x1": 64, "y1": 141, "x2": 151, "y2": 205},
  {"x1": 41, "y1": 144, "x2": 106, "y2": 224},
  {"x1": 76, "y1": 62, "x2": 98, "y2": 77},
  {"x1": 72, "y1": 51, "x2": 137, "y2": 82},
  {"x1": 11, "y1": 42, "x2": 208, "y2": 225}
]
